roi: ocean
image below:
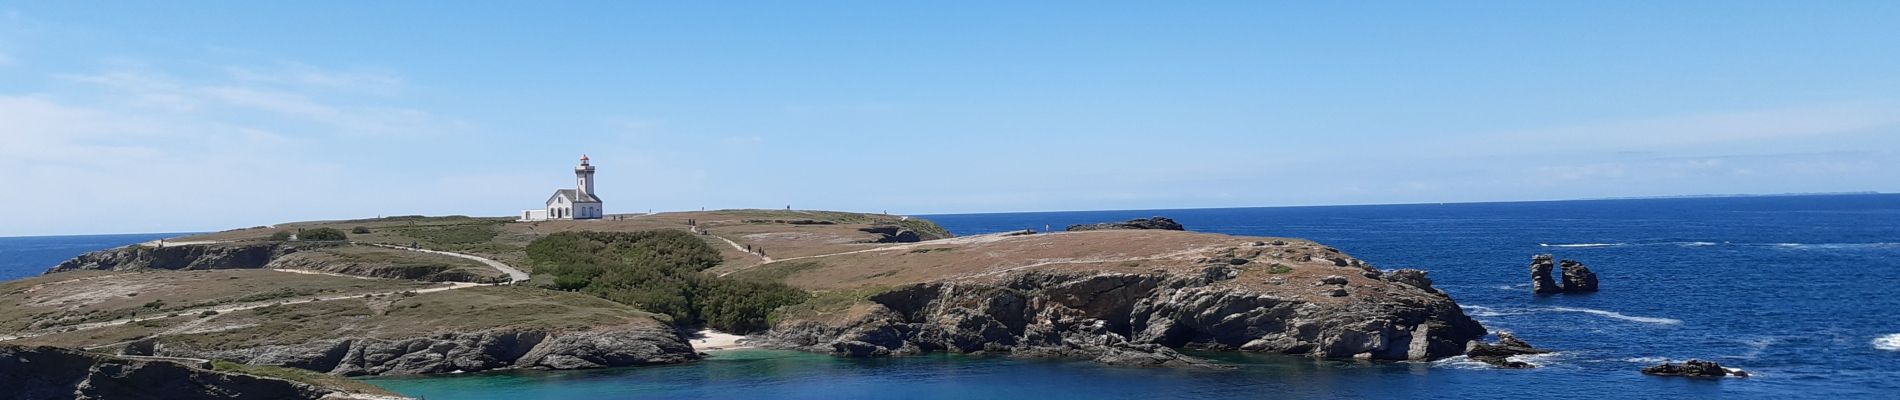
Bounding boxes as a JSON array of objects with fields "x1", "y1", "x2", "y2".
[
  {"x1": 0, "y1": 232, "x2": 185, "y2": 281},
  {"x1": 4, "y1": 195, "x2": 1896, "y2": 398}
]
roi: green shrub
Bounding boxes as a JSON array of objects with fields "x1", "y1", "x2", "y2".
[
  {"x1": 526, "y1": 231, "x2": 809, "y2": 333},
  {"x1": 1267, "y1": 263, "x2": 1293, "y2": 274},
  {"x1": 269, "y1": 231, "x2": 292, "y2": 241},
  {"x1": 299, "y1": 227, "x2": 348, "y2": 241},
  {"x1": 351, "y1": 226, "x2": 371, "y2": 234}
]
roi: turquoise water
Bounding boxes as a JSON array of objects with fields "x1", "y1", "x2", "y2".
[
  {"x1": 5, "y1": 195, "x2": 1896, "y2": 399},
  {"x1": 366, "y1": 348, "x2": 1757, "y2": 399}
]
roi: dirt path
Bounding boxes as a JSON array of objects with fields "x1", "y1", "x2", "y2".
[
  {"x1": 362, "y1": 243, "x2": 529, "y2": 283},
  {"x1": 716, "y1": 230, "x2": 1038, "y2": 277},
  {"x1": 692, "y1": 225, "x2": 774, "y2": 265},
  {"x1": 137, "y1": 239, "x2": 224, "y2": 248}
]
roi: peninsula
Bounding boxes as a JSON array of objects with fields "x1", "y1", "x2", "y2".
[{"x1": 2, "y1": 209, "x2": 1487, "y2": 394}]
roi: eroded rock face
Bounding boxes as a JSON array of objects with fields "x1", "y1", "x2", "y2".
[
  {"x1": 1, "y1": 344, "x2": 339, "y2": 400},
  {"x1": 47, "y1": 242, "x2": 331, "y2": 274},
  {"x1": 761, "y1": 270, "x2": 1485, "y2": 366},
  {"x1": 859, "y1": 226, "x2": 924, "y2": 243},
  {"x1": 1066, "y1": 217, "x2": 1186, "y2": 232},
  {"x1": 1531, "y1": 255, "x2": 1600, "y2": 294},
  {"x1": 143, "y1": 325, "x2": 696, "y2": 377},
  {"x1": 1530, "y1": 254, "x2": 1562, "y2": 294},
  {"x1": 1559, "y1": 260, "x2": 1599, "y2": 292}
]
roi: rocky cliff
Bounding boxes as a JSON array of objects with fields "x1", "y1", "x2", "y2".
[
  {"x1": 136, "y1": 325, "x2": 696, "y2": 377},
  {"x1": 761, "y1": 246, "x2": 1485, "y2": 365},
  {"x1": 1066, "y1": 217, "x2": 1187, "y2": 232},
  {"x1": 47, "y1": 242, "x2": 329, "y2": 274},
  {"x1": 1, "y1": 344, "x2": 347, "y2": 400}
]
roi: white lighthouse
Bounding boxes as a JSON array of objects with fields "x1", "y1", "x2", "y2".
[{"x1": 524, "y1": 155, "x2": 605, "y2": 221}]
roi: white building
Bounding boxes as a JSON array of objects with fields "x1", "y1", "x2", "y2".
[{"x1": 521, "y1": 155, "x2": 605, "y2": 221}]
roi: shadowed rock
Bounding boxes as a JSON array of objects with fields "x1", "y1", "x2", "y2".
[
  {"x1": 0, "y1": 344, "x2": 349, "y2": 400},
  {"x1": 859, "y1": 226, "x2": 923, "y2": 243},
  {"x1": 1559, "y1": 260, "x2": 1599, "y2": 292},
  {"x1": 1530, "y1": 254, "x2": 1562, "y2": 294},
  {"x1": 1642, "y1": 359, "x2": 1745, "y2": 377},
  {"x1": 1464, "y1": 332, "x2": 1550, "y2": 369},
  {"x1": 1066, "y1": 217, "x2": 1186, "y2": 232}
]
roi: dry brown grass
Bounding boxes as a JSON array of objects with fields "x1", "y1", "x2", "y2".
[
  {"x1": 0, "y1": 270, "x2": 432, "y2": 334},
  {"x1": 164, "y1": 285, "x2": 665, "y2": 350}
]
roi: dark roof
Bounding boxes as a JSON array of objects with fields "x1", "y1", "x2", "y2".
[{"x1": 549, "y1": 189, "x2": 603, "y2": 204}]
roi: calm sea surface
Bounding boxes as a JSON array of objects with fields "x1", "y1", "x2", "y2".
[{"x1": 5, "y1": 195, "x2": 1897, "y2": 399}]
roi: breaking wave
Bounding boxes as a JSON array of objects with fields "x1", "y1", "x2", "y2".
[
  {"x1": 1538, "y1": 243, "x2": 1623, "y2": 248},
  {"x1": 1765, "y1": 242, "x2": 1900, "y2": 251},
  {"x1": 1543, "y1": 307, "x2": 1683, "y2": 325},
  {"x1": 1428, "y1": 355, "x2": 1492, "y2": 370},
  {"x1": 1875, "y1": 334, "x2": 1900, "y2": 351}
]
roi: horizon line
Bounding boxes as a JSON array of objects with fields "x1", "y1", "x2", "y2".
[{"x1": 2, "y1": 191, "x2": 1888, "y2": 239}]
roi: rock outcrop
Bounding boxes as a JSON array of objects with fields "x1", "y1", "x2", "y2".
[
  {"x1": 1558, "y1": 260, "x2": 1599, "y2": 292},
  {"x1": 1531, "y1": 254, "x2": 1599, "y2": 294},
  {"x1": 859, "y1": 226, "x2": 923, "y2": 243},
  {"x1": 1, "y1": 344, "x2": 345, "y2": 400},
  {"x1": 762, "y1": 268, "x2": 1484, "y2": 366},
  {"x1": 1642, "y1": 359, "x2": 1746, "y2": 378},
  {"x1": 1066, "y1": 217, "x2": 1186, "y2": 232},
  {"x1": 136, "y1": 325, "x2": 696, "y2": 377},
  {"x1": 1530, "y1": 254, "x2": 1562, "y2": 294},
  {"x1": 1463, "y1": 332, "x2": 1550, "y2": 368},
  {"x1": 47, "y1": 242, "x2": 333, "y2": 274}
]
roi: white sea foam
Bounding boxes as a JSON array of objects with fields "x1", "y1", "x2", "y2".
[
  {"x1": 1508, "y1": 352, "x2": 1561, "y2": 367},
  {"x1": 1428, "y1": 355, "x2": 1493, "y2": 370},
  {"x1": 1874, "y1": 333, "x2": 1900, "y2": 351},
  {"x1": 1678, "y1": 241, "x2": 1718, "y2": 247},
  {"x1": 1544, "y1": 307, "x2": 1683, "y2": 325},
  {"x1": 1538, "y1": 243, "x2": 1624, "y2": 248},
  {"x1": 1623, "y1": 356, "x2": 1670, "y2": 364},
  {"x1": 1738, "y1": 338, "x2": 1776, "y2": 359},
  {"x1": 1762, "y1": 242, "x2": 1900, "y2": 251}
]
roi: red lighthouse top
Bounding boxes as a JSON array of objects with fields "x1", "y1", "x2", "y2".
[{"x1": 580, "y1": 154, "x2": 589, "y2": 161}]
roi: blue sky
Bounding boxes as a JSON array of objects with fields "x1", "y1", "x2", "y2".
[{"x1": 3, "y1": 1, "x2": 1898, "y2": 236}]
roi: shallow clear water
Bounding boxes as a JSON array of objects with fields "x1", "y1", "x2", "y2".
[{"x1": 6, "y1": 195, "x2": 1897, "y2": 398}]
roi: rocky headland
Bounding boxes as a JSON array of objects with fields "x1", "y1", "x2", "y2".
[
  {"x1": 7, "y1": 211, "x2": 1496, "y2": 386},
  {"x1": 750, "y1": 228, "x2": 1485, "y2": 365}
]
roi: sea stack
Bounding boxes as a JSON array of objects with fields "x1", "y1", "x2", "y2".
[
  {"x1": 1559, "y1": 259, "x2": 1599, "y2": 292},
  {"x1": 1530, "y1": 254, "x2": 1562, "y2": 294}
]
